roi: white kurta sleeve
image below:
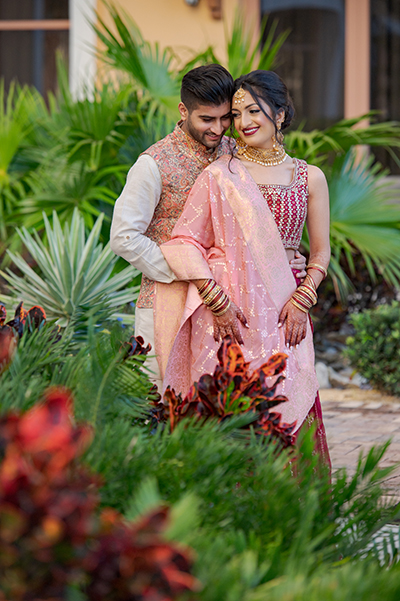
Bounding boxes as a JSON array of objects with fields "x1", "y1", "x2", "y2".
[{"x1": 110, "y1": 154, "x2": 176, "y2": 283}]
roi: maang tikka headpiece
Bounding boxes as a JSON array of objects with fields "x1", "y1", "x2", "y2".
[{"x1": 233, "y1": 86, "x2": 246, "y2": 105}]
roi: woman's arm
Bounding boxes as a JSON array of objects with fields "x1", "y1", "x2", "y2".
[{"x1": 278, "y1": 165, "x2": 330, "y2": 347}]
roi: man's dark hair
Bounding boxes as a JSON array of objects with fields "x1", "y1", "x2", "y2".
[{"x1": 181, "y1": 64, "x2": 234, "y2": 110}]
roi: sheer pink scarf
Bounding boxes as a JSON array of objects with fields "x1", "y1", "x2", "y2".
[{"x1": 156, "y1": 156, "x2": 319, "y2": 432}]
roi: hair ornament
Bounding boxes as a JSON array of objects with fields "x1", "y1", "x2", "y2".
[{"x1": 233, "y1": 86, "x2": 246, "y2": 104}]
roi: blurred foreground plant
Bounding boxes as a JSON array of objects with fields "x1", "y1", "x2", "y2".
[{"x1": 0, "y1": 387, "x2": 197, "y2": 600}]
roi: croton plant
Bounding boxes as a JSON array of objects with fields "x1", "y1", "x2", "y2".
[
  {"x1": 0, "y1": 388, "x2": 198, "y2": 600},
  {"x1": 0, "y1": 301, "x2": 47, "y2": 372},
  {"x1": 151, "y1": 336, "x2": 296, "y2": 449}
]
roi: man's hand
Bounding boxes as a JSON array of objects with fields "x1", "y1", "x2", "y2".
[
  {"x1": 289, "y1": 250, "x2": 307, "y2": 279},
  {"x1": 278, "y1": 299, "x2": 308, "y2": 348},
  {"x1": 212, "y1": 302, "x2": 248, "y2": 345}
]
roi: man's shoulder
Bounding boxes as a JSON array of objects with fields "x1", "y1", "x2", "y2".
[
  {"x1": 219, "y1": 135, "x2": 234, "y2": 153},
  {"x1": 142, "y1": 131, "x2": 176, "y2": 159}
]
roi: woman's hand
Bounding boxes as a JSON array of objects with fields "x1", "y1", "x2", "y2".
[
  {"x1": 289, "y1": 250, "x2": 307, "y2": 279},
  {"x1": 212, "y1": 302, "x2": 248, "y2": 345},
  {"x1": 278, "y1": 300, "x2": 308, "y2": 348}
]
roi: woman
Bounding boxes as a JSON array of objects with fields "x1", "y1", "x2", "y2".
[{"x1": 155, "y1": 71, "x2": 330, "y2": 460}]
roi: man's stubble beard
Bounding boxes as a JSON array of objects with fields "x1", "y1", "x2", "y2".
[{"x1": 185, "y1": 116, "x2": 223, "y2": 150}]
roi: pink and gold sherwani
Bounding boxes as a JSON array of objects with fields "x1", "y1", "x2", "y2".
[{"x1": 157, "y1": 155, "x2": 321, "y2": 434}]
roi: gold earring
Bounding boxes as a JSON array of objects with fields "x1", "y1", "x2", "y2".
[{"x1": 235, "y1": 136, "x2": 247, "y2": 155}]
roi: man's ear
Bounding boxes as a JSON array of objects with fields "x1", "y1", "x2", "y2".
[{"x1": 178, "y1": 102, "x2": 189, "y2": 121}]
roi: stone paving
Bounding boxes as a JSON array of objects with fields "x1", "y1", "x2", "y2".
[{"x1": 320, "y1": 388, "x2": 400, "y2": 500}]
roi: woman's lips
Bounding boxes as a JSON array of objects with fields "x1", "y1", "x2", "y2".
[{"x1": 242, "y1": 127, "x2": 259, "y2": 136}]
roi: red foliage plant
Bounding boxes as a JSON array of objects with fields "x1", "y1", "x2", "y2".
[
  {"x1": 0, "y1": 301, "x2": 47, "y2": 373},
  {"x1": 155, "y1": 337, "x2": 296, "y2": 448},
  {"x1": 0, "y1": 388, "x2": 198, "y2": 601}
]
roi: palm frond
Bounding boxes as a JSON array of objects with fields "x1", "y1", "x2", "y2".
[
  {"x1": 326, "y1": 152, "x2": 400, "y2": 300},
  {"x1": 225, "y1": 11, "x2": 289, "y2": 80},
  {"x1": 92, "y1": 2, "x2": 180, "y2": 128}
]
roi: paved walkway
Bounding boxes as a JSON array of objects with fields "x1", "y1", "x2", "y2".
[{"x1": 321, "y1": 389, "x2": 400, "y2": 500}]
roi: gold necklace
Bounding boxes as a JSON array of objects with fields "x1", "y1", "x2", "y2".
[{"x1": 236, "y1": 137, "x2": 288, "y2": 167}]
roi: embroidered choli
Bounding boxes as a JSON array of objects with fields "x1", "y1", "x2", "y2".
[{"x1": 257, "y1": 158, "x2": 308, "y2": 250}]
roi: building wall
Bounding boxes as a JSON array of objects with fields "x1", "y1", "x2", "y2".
[{"x1": 95, "y1": 0, "x2": 240, "y2": 67}]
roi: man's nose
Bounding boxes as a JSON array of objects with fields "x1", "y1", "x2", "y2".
[{"x1": 210, "y1": 121, "x2": 225, "y2": 135}]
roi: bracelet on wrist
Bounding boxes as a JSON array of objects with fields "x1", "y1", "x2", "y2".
[{"x1": 307, "y1": 262, "x2": 328, "y2": 279}]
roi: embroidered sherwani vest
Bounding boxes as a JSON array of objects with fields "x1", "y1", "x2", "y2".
[{"x1": 136, "y1": 124, "x2": 232, "y2": 308}]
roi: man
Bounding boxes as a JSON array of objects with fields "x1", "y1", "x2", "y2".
[{"x1": 110, "y1": 64, "x2": 234, "y2": 389}]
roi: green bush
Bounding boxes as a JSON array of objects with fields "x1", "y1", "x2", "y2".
[{"x1": 346, "y1": 301, "x2": 400, "y2": 396}]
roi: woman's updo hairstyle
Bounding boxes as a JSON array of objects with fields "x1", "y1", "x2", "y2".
[{"x1": 232, "y1": 70, "x2": 295, "y2": 135}]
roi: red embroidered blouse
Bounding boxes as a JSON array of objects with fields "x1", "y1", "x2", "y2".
[{"x1": 257, "y1": 158, "x2": 308, "y2": 250}]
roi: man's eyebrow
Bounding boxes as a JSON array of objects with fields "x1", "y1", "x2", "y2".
[{"x1": 198, "y1": 112, "x2": 232, "y2": 118}]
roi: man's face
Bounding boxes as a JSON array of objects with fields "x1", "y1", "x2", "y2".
[{"x1": 179, "y1": 101, "x2": 232, "y2": 149}]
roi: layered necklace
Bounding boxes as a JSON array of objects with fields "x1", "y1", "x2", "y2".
[{"x1": 236, "y1": 136, "x2": 288, "y2": 167}]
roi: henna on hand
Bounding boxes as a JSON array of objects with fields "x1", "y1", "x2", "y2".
[
  {"x1": 212, "y1": 301, "x2": 248, "y2": 345},
  {"x1": 278, "y1": 299, "x2": 308, "y2": 348}
]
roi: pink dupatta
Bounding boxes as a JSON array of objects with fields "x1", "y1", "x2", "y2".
[{"x1": 155, "y1": 155, "x2": 318, "y2": 432}]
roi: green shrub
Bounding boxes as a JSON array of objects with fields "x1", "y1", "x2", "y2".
[{"x1": 346, "y1": 301, "x2": 400, "y2": 396}]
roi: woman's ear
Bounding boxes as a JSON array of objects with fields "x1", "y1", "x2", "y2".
[{"x1": 276, "y1": 108, "x2": 285, "y2": 128}]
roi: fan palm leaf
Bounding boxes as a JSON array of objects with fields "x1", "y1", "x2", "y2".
[
  {"x1": 301, "y1": 152, "x2": 400, "y2": 301},
  {"x1": 0, "y1": 209, "x2": 138, "y2": 327},
  {"x1": 286, "y1": 113, "x2": 400, "y2": 169}
]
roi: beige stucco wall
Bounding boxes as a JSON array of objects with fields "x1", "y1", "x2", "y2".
[{"x1": 96, "y1": 0, "x2": 245, "y2": 67}]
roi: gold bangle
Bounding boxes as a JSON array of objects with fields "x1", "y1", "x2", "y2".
[
  {"x1": 307, "y1": 263, "x2": 328, "y2": 278},
  {"x1": 212, "y1": 299, "x2": 231, "y2": 316},
  {"x1": 290, "y1": 297, "x2": 310, "y2": 314}
]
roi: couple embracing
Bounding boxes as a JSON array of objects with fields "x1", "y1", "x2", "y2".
[{"x1": 110, "y1": 64, "x2": 331, "y2": 464}]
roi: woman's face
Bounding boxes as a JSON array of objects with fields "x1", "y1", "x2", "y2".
[{"x1": 231, "y1": 88, "x2": 284, "y2": 149}]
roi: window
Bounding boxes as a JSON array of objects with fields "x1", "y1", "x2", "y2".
[
  {"x1": 371, "y1": 0, "x2": 400, "y2": 174},
  {"x1": 261, "y1": 0, "x2": 345, "y2": 130},
  {"x1": 0, "y1": 0, "x2": 69, "y2": 95}
]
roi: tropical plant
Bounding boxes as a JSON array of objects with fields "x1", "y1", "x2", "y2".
[
  {"x1": 93, "y1": 2, "x2": 181, "y2": 134},
  {"x1": 286, "y1": 113, "x2": 400, "y2": 172},
  {"x1": 225, "y1": 11, "x2": 289, "y2": 79},
  {"x1": 153, "y1": 337, "x2": 295, "y2": 448},
  {"x1": 345, "y1": 301, "x2": 400, "y2": 396},
  {"x1": 300, "y1": 152, "x2": 400, "y2": 301},
  {"x1": 0, "y1": 82, "x2": 38, "y2": 243},
  {"x1": 0, "y1": 388, "x2": 197, "y2": 601},
  {"x1": 14, "y1": 159, "x2": 127, "y2": 232},
  {"x1": 0, "y1": 209, "x2": 138, "y2": 327}
]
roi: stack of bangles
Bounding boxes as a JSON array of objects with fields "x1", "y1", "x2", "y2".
[
  {"x1": 197, "y1": 279, "x2": 231, "y2": 317},
  {"x1": 290, "y1": 262, "x2": 327, "y2": 314}
]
